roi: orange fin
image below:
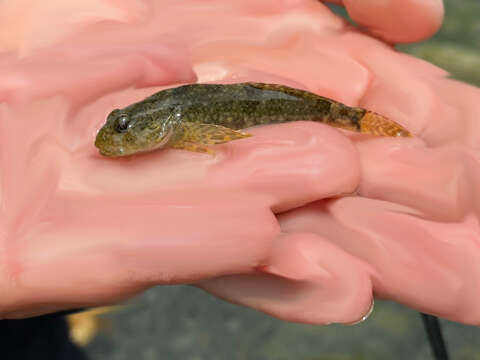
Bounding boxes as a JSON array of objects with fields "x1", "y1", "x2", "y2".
[
  {"x1": 359, "y1": 111, "x2": 412, "y2": 137},
  {"x1": 181, "y1": 122, "x2": 252, "y2": 145}
]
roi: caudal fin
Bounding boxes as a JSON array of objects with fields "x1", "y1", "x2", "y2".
[{"x1": 359, "y1": 111, "x2": 412, "y2": 137}]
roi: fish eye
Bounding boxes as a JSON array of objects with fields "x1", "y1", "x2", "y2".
[{"x1": 114, "y1": 114, "x2": 130, "y2": 132}]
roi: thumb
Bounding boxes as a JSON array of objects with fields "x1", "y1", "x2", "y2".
[{"x1": 337, "y1": 0, "x2": 444, "y2": 43}]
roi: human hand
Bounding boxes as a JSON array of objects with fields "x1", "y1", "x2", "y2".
[{"x1": 4, "y1": 0, "x2": 479, "y2": 326}]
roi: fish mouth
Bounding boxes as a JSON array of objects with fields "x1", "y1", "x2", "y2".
[
  {"x1": 97, "y1": 146, "x2": 130, "y2": 157},
  {"x1": 98, "y1": 149, "x2": 117, "y2": 157},
  {"x1": 95, "y1": 139, "x2": 126, "y2": 157},
  {"x1": 94, "y1": 130, "x2": 126, "y2": 157},
  {"x1": 94, "y1": 128, "x2": 171, "y2": 157}
]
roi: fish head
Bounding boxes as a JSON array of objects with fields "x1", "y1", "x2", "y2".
[{"x1": 95, "y1": 107, "x2": 181, "y2": 157}]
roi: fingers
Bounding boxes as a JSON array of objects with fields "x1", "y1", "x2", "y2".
[
  {"x1": 1, "y1": 191, "x2": 280, "y2": 318},
  {"x1": 279, "y1": 196, "x2": 480, "y2": 325},
  {"x1": 197, "y1": 232, "x2": 373, "y2": 325},
  {"x1": 337, "y1": 0, "x2": 444, "y2": 43},
  {"x1": 207, "y1": 121, "x2": 360, "y2": 212},
  {"x1": 0, "y1": 41, "x2": 195, "y2": 105},
  {"x1": 419, "y1": 77, "x2": 480, "y2": 147},
  {"x1": 0, "y1": 0, "x2": 147, "y2": 55},
  {"x1": 269, "y1": 99, "x2": 480, "y2": 325},
  {"x1": 345, "y1": 137, "x2": 480, "y2": 323},
  {"x1": 355, "y1": 138, "x2": 476, "y2": 221}
]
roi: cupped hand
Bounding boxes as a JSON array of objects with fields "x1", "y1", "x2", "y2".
[{"x1": 4, "y1": 0, "x2": 478, "y2": 326}]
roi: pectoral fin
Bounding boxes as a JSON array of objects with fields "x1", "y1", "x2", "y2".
[
  {"x1": 181, "y1": 123, "x2": 252, "y2": 145},
  {"x1": 171, "y1": 140, "x2": 215, "y2": 155}
]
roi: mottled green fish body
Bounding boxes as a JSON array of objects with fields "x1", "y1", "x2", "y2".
[{"x1": 95, "y1": 82, "x2": 411, "y2": 157}]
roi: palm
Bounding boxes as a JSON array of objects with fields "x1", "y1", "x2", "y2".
[{"x1": 2, "y1": 0, "x2": 480, "y2": 326}]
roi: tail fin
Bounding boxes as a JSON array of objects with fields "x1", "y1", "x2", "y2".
[{"x1": 359, "y1": 111, "x2": 412, "y2": 137}]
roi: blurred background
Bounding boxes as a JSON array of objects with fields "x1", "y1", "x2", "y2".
[
  {"x1": 74, "y1": 1, "x2": 480, "y2": 359},
  {"x1": 332, "y1": 0, "x2": 480, "y2": 88}
]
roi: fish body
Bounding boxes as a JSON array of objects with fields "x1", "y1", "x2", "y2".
[{"x1": 95, "y1": 82, "x2": 411, "y2": 157}]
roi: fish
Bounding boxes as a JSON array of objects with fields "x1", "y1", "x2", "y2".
[{"x1": 94, "y1": 82, "x2": 412, "y2": 157}]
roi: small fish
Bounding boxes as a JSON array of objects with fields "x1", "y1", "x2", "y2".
[{"x1": 95, "y1": 82, "x2": 411, "y2": 157}]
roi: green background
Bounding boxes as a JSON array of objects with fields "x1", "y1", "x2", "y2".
[
  {"x1": 85, "y1": 1, "x2": 480, "y2": 359},
  {"x1": 399, "y1": 0, "x2": 480, "y2": 87},
  {"x1": 332, "y1": 0, "x2": 480, "y2": 87}
]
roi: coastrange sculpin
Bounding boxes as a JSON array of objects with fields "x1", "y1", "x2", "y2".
[{"x1": 95, "y1": 82, "x2": 411, "y2": 157}]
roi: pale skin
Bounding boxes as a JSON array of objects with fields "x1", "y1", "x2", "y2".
[{"x1": 3, "y1": 0, "x2": 480, "y2": 327}]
